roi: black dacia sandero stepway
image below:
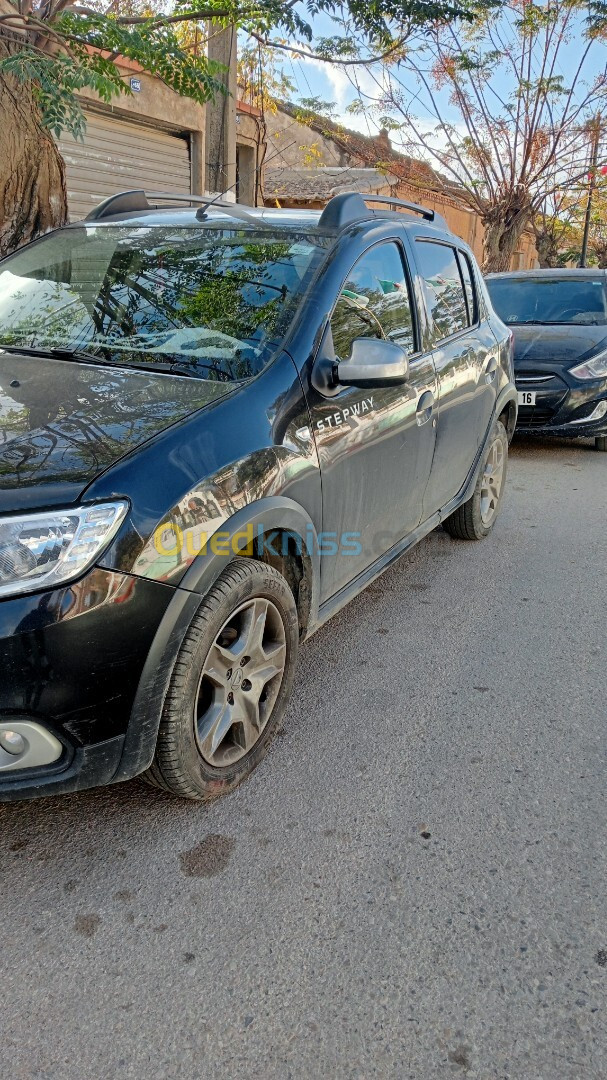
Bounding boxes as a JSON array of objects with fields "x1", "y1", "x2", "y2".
[{"x1": 0, "y1": 190, "x2": 516, "y2": 801}]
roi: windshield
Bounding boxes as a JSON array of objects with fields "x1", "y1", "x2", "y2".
[
  {"x1": 486, "y1": 276, "x2": 607, "y2": 326},
  {"x1": 0, "y1": 225, "x2": 330, "y2": 380}
]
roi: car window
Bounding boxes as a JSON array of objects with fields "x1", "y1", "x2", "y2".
[
  {"x1": 0, "y1": 226, "x2": 332, "y2": 381},
  {"x1": 330, "y1": 242, "x2": 416, "y2": 362},
  {"x1": 457, "y1": 250, "x2": 477, "y2": 325},
  {"x1": 415, "y1": 241, "x2": 468, "y2": 341},
  {"x1": 485, "y1": 276, "x2": 607, "y2": 326}
]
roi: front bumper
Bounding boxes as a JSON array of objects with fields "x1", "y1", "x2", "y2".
[
  {"x1": 517, "y1": 409, "x2": 607, "y2": 438},
  {"x1": 515, "y1": 366, "x2": 607, "y2": 437},
  {"x1": 0, "y1": 567, "x2": 174, "y2": 801}
]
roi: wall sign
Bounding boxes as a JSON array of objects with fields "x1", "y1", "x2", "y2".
[{"x1": 130, "y1": 78, "x2": 142, "y2": 93}]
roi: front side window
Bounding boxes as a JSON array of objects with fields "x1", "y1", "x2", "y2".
[
  {"x1": 0, "y1": 225, "x2": 331, "y2": 381},
  {"x1": 330, "y1": 242, "x2": 416, "y2": 362},
  {"x1": 415, "y1": 241, "x2": 468, "y2": 341}
]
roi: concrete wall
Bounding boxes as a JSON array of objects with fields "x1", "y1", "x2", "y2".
[{"x1": 265, "y1": 108, "x2": 345, "y2": 169}]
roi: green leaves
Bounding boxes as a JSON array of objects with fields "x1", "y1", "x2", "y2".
[
  {"x1": 0, "y1": 49, "x2": 128, "y2": 138},
  {"x1": 60, "y1": 11, "x2": 228, "y2": 104},
  {"x1": 0, "y1": 0, "x2": 480, "y2": 145},
  {"x1": 298, "y1": 95, "x2": 338, "y2": 117}
]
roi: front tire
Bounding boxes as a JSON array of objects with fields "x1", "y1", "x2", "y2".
[
  {"x1": 443, "y1": 420, "x2": 508, "y2": 541},
  {"x1": 144, "y1": 558, "x2": 299, "y2": 801},
  {"x1": 596, "y1": 436, "x2": 607, "y2": 452}
]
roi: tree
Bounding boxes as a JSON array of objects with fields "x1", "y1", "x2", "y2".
[
  {"x1": 532, "y1": 194, "x2": 581, "y2": 267},
  {"x1": 531, "y1": 142, "x2": 607, "y2": 267},
  {"x1": 347, "y1": 0, "x2": 607, "y2": 271},
  {"x1": 0, "y1": 0, "x2": 473, "y2": 259}
]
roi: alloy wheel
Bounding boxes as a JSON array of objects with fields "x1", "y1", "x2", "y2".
[
  {"x1": 480, "y1": 435, "x2": 505, "y2": 526},
  {"x1": 194, "y1": 597, "x2": 287, "y2": 768}
]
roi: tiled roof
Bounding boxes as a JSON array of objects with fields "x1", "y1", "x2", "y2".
[
  {"x1": 263, "y1": 166, "x2": 399, "y2": 200},
  {"x1": 276, "y1": 102, "x2": 445, "y2": 191}
]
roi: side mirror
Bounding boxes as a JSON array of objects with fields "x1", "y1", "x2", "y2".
[{"x1": 337, "y1": 338, "x2": 409, "y2": 388}]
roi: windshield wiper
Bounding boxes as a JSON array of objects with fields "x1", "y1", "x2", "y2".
[
  {"x1": 0, "y1": 344, "x2": 231, "y2": 380},
  {"x1": 0, "y1": 344, "x2": 106, "y2": 365},
  {"x1": 122, "y1": 361, "x2": 196, "y2": 378}
]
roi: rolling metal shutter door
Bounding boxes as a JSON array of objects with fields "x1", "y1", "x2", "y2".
[{"x1": 58, "y1": 110, "x2": 191, "y2": 221}]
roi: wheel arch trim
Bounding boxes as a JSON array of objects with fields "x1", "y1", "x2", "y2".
[{"x1": 113, "y1": 497, "x2": 320, "y2": 783}]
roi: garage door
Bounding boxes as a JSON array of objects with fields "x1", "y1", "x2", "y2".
[{"x1": 58, "y1": 110, "x2": 191, "y2": 221}]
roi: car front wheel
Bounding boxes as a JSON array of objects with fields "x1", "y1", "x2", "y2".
[
  {"x1": 443, "y1": 419, "x2": 508, "y2": 541},
  {"x1": 596, "y1": 436, "x2": 607, "y2": 452},
  {"x1": 144, "y1": 558, "x2": 299, "y2": 801}
]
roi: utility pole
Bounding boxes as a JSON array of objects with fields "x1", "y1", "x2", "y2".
[
  {"x1": 205, "y1": 23, "x2": 237, "y2": 200},
  {"x1": 579, "y1": 114, "x2": 601, "y2": 268}
]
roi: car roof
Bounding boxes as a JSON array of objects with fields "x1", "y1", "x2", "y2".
[
  {"x1": 69, "y1": 190, "x2": 455, "y2": 241},
  {"x1": 486, "y1": 268, "x2": 607, "y2": 280},
  {"x1": 67, "y1": 206, "x2": 325, "y2": 230}
]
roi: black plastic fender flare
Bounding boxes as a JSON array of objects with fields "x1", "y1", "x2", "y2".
[{"x1": 113, "y1": 496, "x2": 320, "y2": 782}]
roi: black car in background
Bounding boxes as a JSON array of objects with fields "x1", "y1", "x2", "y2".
[
  {"x1": 486, "y1": 269, "x2": 607, "y2": 451},
  {"x1": 0, "y1": 190, "x2": 516, "y2": 802}
]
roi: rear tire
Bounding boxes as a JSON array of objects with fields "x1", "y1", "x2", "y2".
[
  {"x1": 596, "y1": 436, "x2": 607, "y2": 452},
  {"x1": 443, "y1": 420, "x2": 508, "y2": 541},
  {"x1": 143, "y1": 558, "x2": 299, "y2": 801}
]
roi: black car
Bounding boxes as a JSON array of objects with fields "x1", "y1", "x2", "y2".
[
  {"x1": 486, "y1": 269, "x2": 607, "y2": 451},
  {"x1": 0, "y1": 189, "x2": 516, "y2": 801}
]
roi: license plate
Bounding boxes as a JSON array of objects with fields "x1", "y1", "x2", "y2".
[{"x1": 518, "y1": 391, "x2": 536, "y2": 406}]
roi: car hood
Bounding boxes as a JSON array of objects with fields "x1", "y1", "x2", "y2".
[
  {"x1": 0, "y1": 354, "x2": 233, "y2": 512},
  {"x1": 512, "y1": 323, "x2": 607, "y2": 367}
]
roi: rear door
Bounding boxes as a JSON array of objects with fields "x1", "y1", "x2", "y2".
[
  {"x1": 410, "y1": 239, "x2": 498, "y2": 514},
  {"x1": 306, "y1": 238, "x2": 437, "y2": 602}
]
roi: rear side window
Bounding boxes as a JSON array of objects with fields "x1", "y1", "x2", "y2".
[
  {"x1": 457, "y1": 250, "x2": 477, "y2": 325},
  {"x1": 330, "y1": 241, "x2": 416, "y2": 361},
  {"x1": 415, "y1": 241, "x2": 468, "y2": 341}
]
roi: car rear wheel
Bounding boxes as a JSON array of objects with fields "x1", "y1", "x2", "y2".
[
  {"x1": 144, "y1": 558, "x2": 299, "y2": 801},
  {"x1": 596, "y1": 436, "x2": 607, "y2": 452},
  {"x1": 443, "y1": 420, "x2": 508, "y2": 541}
]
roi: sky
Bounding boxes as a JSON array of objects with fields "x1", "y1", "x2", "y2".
[{"x1": 258, "y1": 4, "x2": 607, "y2": 168}]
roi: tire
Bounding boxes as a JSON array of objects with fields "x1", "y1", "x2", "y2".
[
  {"x1": 596, "y1": 436, "x2": 607, "y2": 452},
  {"x1": 443, "y1": 420, "x2": 508, "y2": 541},
  {"x1": 143, "y1": 557, "x2": 299, "y2": 801}
]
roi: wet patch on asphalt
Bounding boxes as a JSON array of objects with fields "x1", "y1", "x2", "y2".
[{"x1": 179, "y1": 834, "x2": 235, "y2": 877}]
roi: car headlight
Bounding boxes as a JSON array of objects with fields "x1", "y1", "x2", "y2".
[
  {"x1": 0, "y1": 501, "x2": 128, "y2": 599},
  {"x1": 570, "y1": 349, "x2": 607, "y2": 380}
]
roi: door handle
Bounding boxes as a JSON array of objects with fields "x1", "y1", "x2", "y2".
[
  {"x1": 416, "y1": 390, "x2": 434, "y2": 426},
  {"x1": 484, "y1": 354, "x2": 498, "y2": 384}
]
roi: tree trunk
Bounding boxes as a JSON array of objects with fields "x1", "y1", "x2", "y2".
[
  {"x1": 481, "y1": 206, "x2": 529, "y2": 273},
  {"x1": 592, "y1": 241, "x2": 607, "y2": 269},
  {"x1": 0, "y1": 37, "x2": 68, "y2": 258},
  {"x1": 534, "y1": 229, "x2": 561, "y2": 268}
]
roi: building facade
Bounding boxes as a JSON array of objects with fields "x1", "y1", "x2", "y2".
[{"x1": 57, "y1": 52, "x2": 263, "y2": 221}]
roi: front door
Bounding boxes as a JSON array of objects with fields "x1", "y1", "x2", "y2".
[{"x1": 306, "y1": 240, "x2": 437, "y2": 603}]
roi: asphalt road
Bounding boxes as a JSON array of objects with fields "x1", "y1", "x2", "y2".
[{"x1": 2, "y1": 435, "x2": 606, "y2": 1080}]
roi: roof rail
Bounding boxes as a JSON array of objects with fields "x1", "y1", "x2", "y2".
[
  {"x1": 361, "y1": 193, "x2": 436, "y2": 220},
  {"x1": 85, "y1": 190, "x2": 259, "y2": 225},
  {"x1": 318, "y1": 191, "x2": 445, "y2": 231}
]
